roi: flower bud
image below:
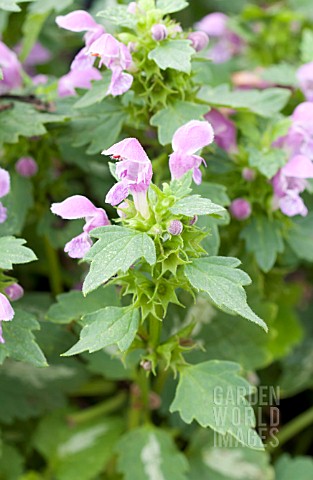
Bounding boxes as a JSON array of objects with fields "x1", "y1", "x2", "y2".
[
  {"x1": 230, "y1": 198, "x2": 251, "y2": 220},
  {"x1": 242, "y1": 168, "x2": 256, "y2": 182},
  {"x1": 5, "y1": 283, "x2": 24, "y2": 301},
  {"x1": 140, "y1": 359, "x2": 152, "y2": 371},
  {"x1": 15, "y1": 156, "x2": 38, "y2": 177},
  {"x1": 151, "y1": 24, "x2": 168, "y2": 42},
  {"x1": 188, "y1": 31, "x2": 209, "y2": 52},
  {"x1": 127, "y1": 2, "x2": 137, "y2": 14},
  {"x1": 167, "y1": 220, "x2": 183, "y2": 235},
  {"x1": 189, "y1": 215, "x2": 198, "y2": 225},
  {"x1": 0, "y1": 203, "x2": 7, "y2": 224}
]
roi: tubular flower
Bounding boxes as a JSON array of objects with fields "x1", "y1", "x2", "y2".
[
  {"x1": 56, "y1": 10, "x2": 105, "y2": 48},
  {"x1": 0, "y1": 41, "x2": 23, "y2": 94},
  {"x1": 103, "y1": 138, "x2": 152, "y2": 219},
  {"x1": 205, "y1": 109, "x2": 237, "y2": 153},
  {"x1": 88, "y1": 33, "x2": 133, "y2": 97},
  {"x1": 169, "y1": 120, "x2": 214, "y2": 184},
  {"x1": 51, "y1": 195, "x2": 110, "y2": 258},
  {"x1": 0, "y1": 292, "x2": 14, "y2": 344},
  {"x1": 0, "y1": 167, "x2": 10, "y2": 224},
  {"x1": 297, "y1": 62, "x2": 313, "y2": 102}
]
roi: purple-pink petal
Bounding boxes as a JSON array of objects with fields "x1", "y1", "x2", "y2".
[
  {"x1": 107, "y1": 67, "x2": 133, "y2": 96},
  {"x1": 5, "y1": 283, "x2": 24, "y2": 302},
  {"x1": 58, "y1": 67, "x2": 102, "y2": 97},
  {"x1": 0, "y1": 41, "x2": 22, "y2": 94},
  {"x1": 205, "y1": 109, "x2": 237, "y2": 153},
  {"x1": 0, "y1": 293, "x2": 14, "y2": 321},
  {"x1": 172, "y1": 120, "x2": 214, "y2": 155},
  {"x1": 64, "y1": 233, "x2": 93, "y2": 259},
  {"x1": 103, "y1": 138, "x2": 150, "y2": 164},
  {"x1": 297, "y1": 62, "x2": 313, "y2": 102},
  {"x1": 105, "y1": 182, "x2": 129, "y2": 206},
  {"x1": 51, "y1": 195, "x2": 98, "y2": 220},
  {"x1": 56, "y1": 10, "x2": 99, "y2": 32},
  {"x1": 195, "y1": 12, "x2": 228, "y2": 36},
  {"x1": 0, "y1": 203, "x2": 7, "y2": 224},
  {"x1": 282, "y1": 154, "x2": 313, "y2": 179},
  {"x1": 279, "y1": 192, "x2": 308, "y2": 217},
  {"x1": 15, "y1": 157, "x2": 38, "y2": 177},
  {"x1": 0, "y1": 167, "x2": 10, "y2": 198}
]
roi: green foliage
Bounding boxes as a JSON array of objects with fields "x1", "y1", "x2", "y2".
[
  {"x1": 300, "y1": 29, "x2": 313, "y2": 62},
  {"x1": 96, "y1": 5, "x2": 137, "y2": 28},
  {"x1": 185, "y1": 257, "x2": 267, "y2": 330},
  {"x1": 247, "y1": 147, "x2": 287, "y2": 179},
  {"x1": 0, "y1": 236, "x2": 36, "y2": 269},
  {"x1": 170, "y1": 361, "x2": 263, "y2": 449},
  {"x1": 64, "y1": 307, "x2": 140, "y2": 356},
  {"x1": 116, "y1": 426, "x2": 189, "y2": 480},
  {"x1": 170, "y1": 195, "x2": 225, "y2": 217},
  {"x1": 275, "y1": 454, "x2": 313, "y2": 480},
  {"x1": 0, "y1": 0, "x2": 33, "y2": 12},
  {"x1": 286, "y1": 213, "x2": 313, "y2": 262},
  {"x1": 0, "y1": 174, "x2": 33, "y2": 236},
  {"x1": 148, "y1": 40, "x2": 194, "y2": 74},
  {"x1": 156, "y1": 0, "x2": 189, "y2": 14},
  {"x1": 74, "y1": 73, "x2": 112, "y2": 109}
]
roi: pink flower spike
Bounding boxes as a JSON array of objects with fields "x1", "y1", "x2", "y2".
[
  {"x1": 56, "y1": 10, "x2": 99, "y2": 32},
  {"x1": 0, "y1": 292, "x2": 14, "y2": 321},
  {"x1": 282, "y1": 155, "x2": 313, "y2": 179},
  {"x1": 0, "y1": 167, "x2": 10, "y2": 198},
  {"x1": 5, "y1": 283, "x2": 24, "y2": 301}
]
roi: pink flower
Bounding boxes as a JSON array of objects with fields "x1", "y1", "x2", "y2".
[
  {"x1": 103, "y1": 138, "x2": 152, "y2": 218},
  {"x1": 205, "y1": 109, "x2": 237, "y2": 153},
  {"x1": 5, "y1": 283, "x2": 24, "y2": 301},
  {"x1": 0, "y1": 167, "x2": 10, "y2": 224},
  {"x1": 56, "y1": 10, "x2": 105, "y2": 48},
  {"x1": 51, "y1": 195, "x2": 110, "y2": 258},
  {"x1": 0, "y1": 41, "x2": 23, "y2": 94},
  {"x1": 297, "y1": 62, "x2": 313, "y2": 102},
  {"x1": 58, "y1": 64, "x2": 102, "y2": 97},
  {"x1": 151, "y1": 24, "x2": 168, "y2": 41},
  {"x1": 230, "y1": 198, "x2": 251, "y2": 220},
  {"x1": 169, "y1": 120, "x2": 214, "y2": 184},
  {"x1": 107, "y1": 67, "x2": 133, "y2": 97},
  {"x1": 188, "y1": 31, "x2": 209, "y2": 52},
  {"x1": 0, "y1": 292, "x2": 14, "y2": 344},
  {"x1": 15, "y1": 157, "x2": 38, "y2": 177}
]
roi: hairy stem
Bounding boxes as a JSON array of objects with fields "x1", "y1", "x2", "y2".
[{"x1": 44, "y1": 237, "x2": 63, "y2": 296}]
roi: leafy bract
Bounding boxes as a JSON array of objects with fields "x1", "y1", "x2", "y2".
[
  {"x1": 63, "y1": 307, "x2": 140, "y2": 356},
  {"x1": 83, "y1": 226, "x2": 156, "y2": 295},
  {"x1": 150, "y1": 101, "x2": 208, "y2": 145},
  {"x1": 0, "y1": 310, "x2": 46, "y2": 366},
  {"x1": 156, "y1": 0, "x2": 189, "y2": 14},
  {"x1": 116, "y1": 426, "x2": 189, "y2": 480},
  {"x1": 46, "y1": 287, "x2": 119, "y2": 324},
  {"x1": 185, "y1": 257, "x2": 267, "y2": 330},
  {"x1": 170, "y1": 195, "x2": 225, "y2": 217},
  {"x1": 198, "y1": 85, "x2": 291, "y2": 117},
  {"x1": 170, "y1": 360, "x2": 264, "y2": 450},
  {"x1": 0, "y1": 236, "x2": 36, "y2": 269},
  {"x1": 240, "y1": 216, "x2": 284, "y2": 272},
  {"x1": 148, "y1": 40, "x2": 194, "y2": 74}
]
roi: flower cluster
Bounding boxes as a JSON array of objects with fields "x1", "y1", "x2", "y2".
[{"x1": 272, "y1": 102, "x2": 313, "y2": 217}]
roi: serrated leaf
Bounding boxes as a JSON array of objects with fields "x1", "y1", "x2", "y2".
[
  {"x1": 83, "y1": 226, "x2": 156, "y2": 294},
  {"x1": 148, "y1": 40, "x2": 194, "y2": 74},
  {"x1": 116, "y1": 426, "x2": 189, "y2": 480},
  {"x1": 150, "y1": 101, "x2": 208, "y2": 145},
  {"x1": 0, "y1": 174, "x2": 33, "y2": 236},
  {"x1": 0, "y1": 236, "x2": 36, "y2": 269},
  {"x1": 275, "y1": 454, "x2": 313, "y2": 480},
  {"x1": 170, "y1": 195, "x2": 225, "y2": 217},
  {"x1": 0, "y1": 310, "x2": 46, "y2": 366},
  {"x1": 198, "y1": 85, "x2": 291, "y2": 117},
  {"x1": 34, "y1": 411, "x2": 123, "y2": 480},
  {"x1": 74, "y1": 73, "x2": 112, "y2": 109},
  {"x1": 240, "y1": 216, "x2": 284, "y2": 272},
  {"x1": 170, "y1": 360, "x2": 263, "y2": 450},
  {"x1": 46, "y1": 286, "x2": 119, "y2": 324},
  {"x1": 185, "y1": 257, "x2": 267, "y2": 330},
  {"x1": 63, "y1": 307, "x2": 139, "y2": 356},
  {"x1": 97, "y1": 5, "x2": 136, "y2": 28},
  {"x1": 156, "y1": 0, "x2": 189, "y2": 14},
  {"x1": 247, "y1": 147, "x2": 287, "y2": 178}
]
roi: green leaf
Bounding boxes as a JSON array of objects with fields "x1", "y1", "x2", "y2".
[
  {"x1": 74, "y1": 73, "x2": 112, "y2": 109},
  {"x1": 96, "y1": 5, "x2": 136, "y2": 28},
  {"x1": 193, "y1": 182, "x2": 230, "y2": 206},
  {"x1": 150, "y1": 101, "x2": 208, "y2": 145},
  {"x1": 247, "y1": 146, "x2": 287, "y2": 178},
  {"x1": 63, "y1": 307, "x2": 140, "y2": 356},
  {"x1": 275, "y1": 454, "x2": 313, "y2": 480},
  {"x1": 279, "y1": 338, "x2": 313, "y2": 397},
  {"x1": 20, "y1": 10, "x2": 50, "y2": 62},
  {"x1": 156, "y1": 0, "x2": 189, "y2": 14},
  {"x1": 170, "y1": 195, "x2": 225, "y2": 217},
  {"x1": 286, "y1": 212, "x2": 313, "y2": 262},
  {"x1": 29, "y1": 0, "x2": 73, "y2": 13},
  {"x1": 0, "y1": 444, "x2": 24, "y2": 480},
  {"x1": 83, "y1": 226, "x2": 156, "y2": 295},
  {"x1": 0, "y1": 174, "x2": 33, "y2": 236},
  {"x1": 0, "y1": 236, "x2": 36, "y2": 269},
  {"x1": 46, "y1": 286, "x2": 119, "y2": 324},
  {"x1": 198, "y1": 85, "x2": 291, "y2": 117},
  {"x1": 0, "y1": 310, "x2": 46, "y2": 367},
  {"x1": 148, "y1": 40, "x2": 194, "y2": 74},
  {"x1": 185, "y1": 257, "x2": 267, "y2": 331},
  {"x1": 300, "y1": 29, "x2": 313, "y2": 63},
  {"x1": 34, "y1": 411, "x2": 123, "y2": 480},
  {"x1": 116, "y1": 426, "x2": 189, "y2": 480},
  {"x1": 240, "y1": 216, "x2": 284, "y2": 272},
  {"x1": 0, "y1": 0, "x2": 33, "y2": 12},
  {"x1": 261, "y1": 64, "x2": 298, "y2": 87},
  {"x1": 170, "y1": 361, "x2": 264, "y2": 450}
]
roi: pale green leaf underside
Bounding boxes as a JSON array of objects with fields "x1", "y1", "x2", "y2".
[
  {"x1": 148, "y1": 40, "x2": 194, "y2": 74},
  {"x1": 185, "y1": 257, "x2": 268, "y2": 331},
  {"x1": 156, "y1": 0, "x2": 189, "y2": 14},
  {"x1": 170, "y1": 195, "x2": 225, "y2": 217},
  {"x1": 170, "y1": 360, "x2": 264, "y2": 450},
  {"x1": 83, "y1": 226, "x2": 156, "y2": 295},
  {"x1": 63, "y1": 307, "x2": 139, "y2": 356},
  {"x1": 0, "y1": 236, "x2": 37, "y2": 269}
]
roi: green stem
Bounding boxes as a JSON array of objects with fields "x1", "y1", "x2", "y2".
[
  {"x1": 69, "y1": 379, "x2": 116, "y2": 397},
  {"x1": 149, "y1": 316, "x2": 162, "y2": 348},
  {"x1": 266, "y1": 405, "x2": 313, "y2": 453},
  {"x1": 44, "y1": 236, "x2": 63, "y2": 296},
  {"x1": 68, "y1": 392, "x2": 127, "y2": 424}
]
